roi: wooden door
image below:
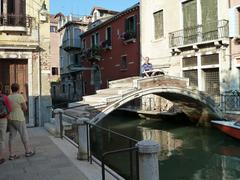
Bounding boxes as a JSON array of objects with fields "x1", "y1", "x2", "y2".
[
  {"x1": 0, "y1": 59, "x2": 28, "y2": 121},
  {"x1": 9, "y1": 61, "x2": 28, "y2": 101}
]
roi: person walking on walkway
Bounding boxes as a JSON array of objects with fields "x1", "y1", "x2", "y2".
[
  {"x1": 8, "y1": 83, "x2": 35, "y2": 160},
  {"x1": 0, "y1": 83, "x2": 12, "y2": 164}
]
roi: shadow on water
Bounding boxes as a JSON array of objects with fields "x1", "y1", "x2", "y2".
[{"x1": 98, "y1": 110, "x2": 240, "y2": 180}]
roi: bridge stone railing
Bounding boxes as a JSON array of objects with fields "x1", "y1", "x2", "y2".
[{"x1": 133, "y1": 75, "x2": 189, "y2": 90}]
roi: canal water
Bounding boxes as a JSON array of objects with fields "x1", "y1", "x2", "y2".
[{"x1": 92, "y1": 111, "x2": 240, "y2": 180}]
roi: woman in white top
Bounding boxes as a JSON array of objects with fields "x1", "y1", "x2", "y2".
[{"x1": 8, "y1": 83, "x2": 35, "y2": 160}]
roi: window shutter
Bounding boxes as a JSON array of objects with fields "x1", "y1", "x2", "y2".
[
  {"x1": 133, "y1": 15, "x2": 136, "y2": 33},
  {"x1": 183, "y1": 0, "x2": 197, "y2": 28},
  {"x1": 154, "y1": 10, "x2": 163, "y2": 39},
  {"x1": 125, "y1": 18, "x2": 128, "y2": 32},
  {"x1": 159, "y1": 11, "x2": 163, "y2": 37},
  {"x1": 229, "y1": 8, "x2": 239, "y2": 37}
]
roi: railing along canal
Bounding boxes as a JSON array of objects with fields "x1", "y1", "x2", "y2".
[
  {"x1": 53, "y1": 106, "x2": 140, "y2": 180},
  {"x1": 221, "y1": 90, "x2": 240, "y2": 112}
]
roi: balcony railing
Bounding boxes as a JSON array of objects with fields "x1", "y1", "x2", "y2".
[
  {"x1": 0, "y1": 14, "x2": 30, "y2": 27},
  {"x1": 62, "y1": 38, "x2": 81, "y2": 51},
  {"x1": 101, "y1": 39, "x2": 112, "y2": 49},
  {"x1": 121, "y1": 31, "x2": 137, "y2": 43},
  {"x1": 169, "y1": 20, "x2": 229, "y2": 48}
]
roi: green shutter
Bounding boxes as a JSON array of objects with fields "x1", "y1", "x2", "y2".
[
  {"x1": 133, "y1": 15, "x2": 136, "y2": 33},
  {"x1": 182, "y1": 0, "x2": 197, "y2": 44},
  {"x1": 125, "y1": 18, "x2": 128, "y2": 32},
  {"x1": 154, "y1": 10, "x2": 163, "y2": 39},
  {"x1": 183, "y1": 0, "x2": 197, "y2": 28},
  {"x1": 201, "y1": 0, "x2": 218, "y2": 40},
  {"x1": 159, "y1": 11, "x2": 163, "y2": 37}
]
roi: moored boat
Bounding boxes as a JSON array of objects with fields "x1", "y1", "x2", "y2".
[{"x1": 211, "y1": 120, "x2": 240, "y2": 140}]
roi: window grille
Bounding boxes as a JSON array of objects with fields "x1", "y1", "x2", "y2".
[
  {"x1": 182, "y1": 56, "x2": 197, "y2": 67},
  {"x1": 201, "y1": 54, "x2": 219, "y2": 65},
  {"x1": 204, "y1": 68, "x2": 219, "y2": 96},
  {"x1": 183, "y1": 70, "x2": 198, "y2": 87}
]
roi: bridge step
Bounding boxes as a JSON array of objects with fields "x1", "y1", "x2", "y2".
[
  {"x1": 83, "y1": 94, "x2": 121, "y2": 103},
  {"x1": 109, "y1": 82, "x2": 133, "y2": 88},
  {"x1": 96, "y1": 87, "x2": 135, "y2": 95},
  {"x1": 108, "y1": 76, "x2": 139, "y2": 88}
]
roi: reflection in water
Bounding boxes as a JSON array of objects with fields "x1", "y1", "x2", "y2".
[
  {"x1": 139, "y1": 127, "x2": 183, "y2": 160},
  {"x1": 100, "y1": 113, "x2": 240, "y2": 180}
]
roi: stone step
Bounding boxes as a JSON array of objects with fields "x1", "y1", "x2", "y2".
[
  {"x1": 96, "y1": 87, "x2": 135, "y2": 95},
  {"x1": 109, "y1": 82, "x2": 133, "y2": 88},
  {"x1": 44, "y1": 119, "x2": 73, "y2": 137},
  {"x1": 44, "y1": 122, "x2": 56, "y2": 136},
  {"x1": 83, "y1": 94, "x2": 121, "y2": 103},
  {"x1": 96, "y1": 88, "x2": 119, "y2": 95},
  {"x1": 108, "y1": 76, "x2": 139, "y2": 88}
]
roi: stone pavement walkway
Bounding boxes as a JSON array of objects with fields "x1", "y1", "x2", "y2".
[{"x1": 0, "y1": 128, "x2": 91, "y2": 180}]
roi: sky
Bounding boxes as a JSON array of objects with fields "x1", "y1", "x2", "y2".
[{"x1": 50, "y1": 0, "x2": 139, "y2": 16}]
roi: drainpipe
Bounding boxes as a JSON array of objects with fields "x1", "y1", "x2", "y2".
[
  {"x1": 37, "y1": 9, "x2": 42, "y2": 127},
  {"x1": 228, "y1": 0, "x2": 232, "y2": 70}
]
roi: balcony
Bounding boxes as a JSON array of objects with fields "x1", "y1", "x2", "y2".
[
  {"x1": 0, "y1": 14, "x2": 31, "y2": 32},
  {"x1": 87, "y1": 46, "x2": 101, "y2": 61},
  {"x1": 169, "y1": 20, "x2": 229, "y2": 49},
  {"x1": 121, "y1": 31, "x2": 136, "y2": 44},
  {"x1": 62, "y1": 38, "x2": 81, "y2": 52},
  {"x1": 101, "y1": 40, "x2": 112, "y2": 50}
]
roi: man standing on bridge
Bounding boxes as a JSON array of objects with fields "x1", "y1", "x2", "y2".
[{"x1": 142, "y1": 56, "x2": 153, "y2": 77}]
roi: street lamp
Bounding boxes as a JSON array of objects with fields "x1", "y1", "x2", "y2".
[
  {"x1": 37, "y1": 0, "x2": 49, "y2": 126},
  {"x1": 39, "y1": 1, "x2": 48, "y2": 22}
]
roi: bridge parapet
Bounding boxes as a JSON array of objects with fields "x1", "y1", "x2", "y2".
[{"x1": 133, "y1": 75, "x2": 189, "y2": 90}]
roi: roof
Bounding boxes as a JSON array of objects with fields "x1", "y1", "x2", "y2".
[
  {"x1": 50, "y1": 14, "x2": 58, "y2": 24},
  {"x1": 57, "y1": 21, "x2": 88, "y2": 32},
  {"x1": 90, "y1": 6, "x2": 119, "y2": 15},
  {"x1": 81, "y1": 3, "x2": 139, "y2": 37}
]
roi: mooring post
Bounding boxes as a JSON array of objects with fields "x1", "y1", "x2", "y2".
[
  {"x1": 136, "y1": 140, "x2": 160, "y2": 180},
  {"x1": 53, "y1": 108, "x2": 64, "y2": 138},
  {"x1": 77, "y1": 118, "x2": 89, "y2": 160}
]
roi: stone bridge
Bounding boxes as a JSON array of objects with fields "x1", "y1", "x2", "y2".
[{"x1": 61, "y1": 75, "x2": 222, "y2": 126}]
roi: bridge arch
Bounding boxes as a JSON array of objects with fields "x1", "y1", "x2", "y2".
[{"x1": 91, "y1": 86, "x2": 222, "y2": 124}]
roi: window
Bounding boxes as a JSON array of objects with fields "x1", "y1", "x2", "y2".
[
  {"x1": 95, "y1": 32, "x2": 99, "y2": 46},
  {"x1": 201, "y1": 54, "x2": 219, "y2": 66},
  {"x1": 82, "y1": 39, "x2": 86, "y2": 49},
  {"x1": 182, "y1": 0, "x2": 197, "y2": 44},
  {"x1": 183, "y1": 70, "x2": 198, "y2": 87},
  {"x1": 153, "y1": 10, "x2": 164, "y2": 39},
  {"x1": 50, "y1": 26, "x2": 57, "y2": 32},
  {"x1": 201, "y1": 0, "x2": 218, "y2": 40},
  {"x1": 91, "y1": 34, "x2": 95, "y2": 47},
  {"x1": 120, "y1": 56, "x2": 128, "y2": 70},
  {"x1": 62, "y1": 84, "x2": 65, "y2": 93},
  {"x1": 182, "y1": 0, "x2": 197, "y2": 28},
  {"x1": 94, "y1": 12, "x2": 97, "y2": 21},
  {"x1": 91, "y1": 33, "x2": 100, "y2": 47},
  {"x1": 74, "y1": 54, "x2": 79, "y2": 64},
  {"x1": 1, "y1": 0, "x2": 26, "y2": 26},
  {"x1": 124, "y1": 16, "x2": 137, "y2": 39},
  {"x1": 106, "y1": 26, "x2": 112, "y2": 45},
  {"x1": 52, "y1": 67, "x2": 58, "y2": 75},
  {"x1": 182, "y1": 56, "x2": 197, "y2": 67}
]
